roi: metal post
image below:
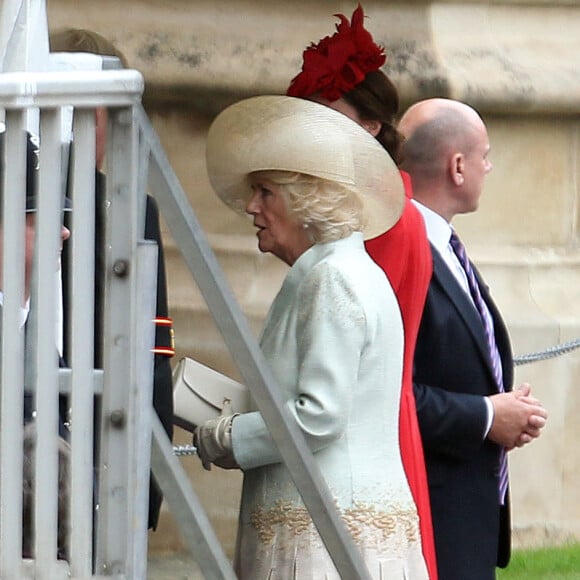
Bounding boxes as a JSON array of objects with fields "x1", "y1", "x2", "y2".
[
  {"x1": 0, "y1": 111, "x2": 27, "y2": 579},
  {"x1": 95, "y1": 105, "x2": 140, "y2": 576},
  {"x1": 67, "y1": 108, "x2": 97, "y2": 576},
  {"x1": 32, "y1": 107, "x2": 64, "y2": 578},
  {"x1": 128, "y1": 239, "x2": 157, "y2": 578}
]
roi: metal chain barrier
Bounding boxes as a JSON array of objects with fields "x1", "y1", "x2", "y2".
[
  {"x1": 173, "y1": 444, "x2": 198, "y2": 456},
  {"x1": 172, "y1": 336, "x2": 580, "y2": 455},
  {"x1": 513, "y1": 336, "x2": 580, "y2": 366}
]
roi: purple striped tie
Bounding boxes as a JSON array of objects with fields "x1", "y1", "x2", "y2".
[{"x1": 450, "y1": 231, "x2": 509, "y2": 504}]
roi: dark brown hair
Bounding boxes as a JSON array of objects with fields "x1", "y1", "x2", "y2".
[{"x1": 342, "y1": 70, "x2": 403, "y2": 164}]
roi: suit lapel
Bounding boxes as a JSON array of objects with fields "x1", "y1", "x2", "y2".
[{"x1": 430, "y1": 245, "x2": 499, "y2": 387}]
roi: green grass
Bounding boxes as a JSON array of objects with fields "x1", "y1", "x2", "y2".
[{"x1": 497, "y1": 544, "x2": 580, "y2": 579}]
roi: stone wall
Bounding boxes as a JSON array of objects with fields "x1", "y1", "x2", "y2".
[{"x1": 48, "y1": 0, "x2": 580, "y2": 558}]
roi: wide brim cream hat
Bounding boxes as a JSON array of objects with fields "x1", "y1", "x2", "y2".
[{"x1": 206, "y1": 95, "x2": 404, "y2": 240}]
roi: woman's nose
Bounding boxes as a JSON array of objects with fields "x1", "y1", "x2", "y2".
[{"x1": 245, "y1": 190, "x2": 260, "y2": 215}]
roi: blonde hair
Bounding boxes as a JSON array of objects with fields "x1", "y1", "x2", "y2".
[{"x1": 250, "y1": 170, "x2": 364, "y2": 243}]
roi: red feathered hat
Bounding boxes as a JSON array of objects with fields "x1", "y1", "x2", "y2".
[{"x1": 287, "y1": 4, "x2": 386, "y2": 101}]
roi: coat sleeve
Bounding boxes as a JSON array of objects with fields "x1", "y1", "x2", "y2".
[
  {"x1": 413, "y1": 380, "x2": 488, "y2": 460},
  {"x1": 232, "y1": 262, "x2": 366, "y2": 470}
]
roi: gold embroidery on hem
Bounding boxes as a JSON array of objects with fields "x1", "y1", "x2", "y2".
[{"x1": 250, "y1": 500, "x2": 419, "y2": 545}]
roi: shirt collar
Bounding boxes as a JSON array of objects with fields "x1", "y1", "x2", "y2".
[{"x1": 412, "y1": 199, "x2": 453, "y2": 253}]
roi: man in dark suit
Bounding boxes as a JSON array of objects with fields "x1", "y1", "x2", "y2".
[
  {"x1": 51, "y1": 28, "x2": 175, "y2": 530},
  {"x1": 399, "y1": 98, "x2": 548, "y2": 580},
  {"x1": 90, "y1": 172, "x2": 174, "y2": 531}
]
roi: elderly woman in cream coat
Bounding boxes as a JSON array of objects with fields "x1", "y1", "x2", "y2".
[{"x1": 195, "y1": 96, "x2": 428, "y2": 579}]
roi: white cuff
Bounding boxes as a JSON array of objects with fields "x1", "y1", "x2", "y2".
[{"x1": 483, "y1": 396, "x2": 494, "y2": 438}]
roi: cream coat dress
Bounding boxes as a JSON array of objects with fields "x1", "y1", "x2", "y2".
[{"x1": 232, "y1": 233, "x2": 428, "y2": 579}]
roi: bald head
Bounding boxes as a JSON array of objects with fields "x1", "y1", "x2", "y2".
[
  {"x1": 399, "y1": 99, "x2": 485, "y2": 175},
  {"x1": 400, "y1": 99, "x2": 483, "y2": 136},
  {"x1": 398, "y1": 98, "x2": 492, "y2": 221}
]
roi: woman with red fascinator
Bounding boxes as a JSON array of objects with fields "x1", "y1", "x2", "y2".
[{"x1": 288, "y1": 5, "x2": 437, "y2": 579}]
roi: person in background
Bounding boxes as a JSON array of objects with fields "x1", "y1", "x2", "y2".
[
  {"x1": 287, "y1": 5, "x2": 437, "y2": 577},
  {"x1": 194, "y1": 94, "x2": 428, "y2": 579},
  {"x1": 0, "y1": 131, "x2": 71, "y2": 558},
  {"x1": 0, "y1": 131, "x2": 71, "y2": 434},
  {"x1": 399, "y1": 97, "x2": 548, "y2": 579},
  {"x1": 49, "y1": 28, "x2": 175, "y2": 530}
]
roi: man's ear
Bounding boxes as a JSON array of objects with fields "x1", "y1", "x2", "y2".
[
  {"x1": 450, "y1": 153, "x2": 465, "y2": 186},
  {"x1": 360, "y1": 119, "x2": 381, "y2": 138}
]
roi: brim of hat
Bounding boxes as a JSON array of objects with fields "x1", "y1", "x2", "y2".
[{"x1": 206, "y1": 95, "x2": 404, "y2": 240}]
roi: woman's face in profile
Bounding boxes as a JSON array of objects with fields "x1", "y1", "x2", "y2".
[{"x1": 245, "y1": 177, "x2": 311, "y2": 266}]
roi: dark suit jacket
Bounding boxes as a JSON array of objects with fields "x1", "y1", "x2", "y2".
[
  {"x1": 413, "y1": 244, "x2": 512, "y2": 580},
  {"x1": 62, "y1": 171, "x2": 174, "y2": 530}
]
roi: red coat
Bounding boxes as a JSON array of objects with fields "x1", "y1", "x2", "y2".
[{"x1": 365, "y1": 171, "x2": 437, "y2": 579}]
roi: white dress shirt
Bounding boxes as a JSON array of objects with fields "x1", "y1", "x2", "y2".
[{"x1": 411, "y1": 200, "x2": 476, "y2": 305}]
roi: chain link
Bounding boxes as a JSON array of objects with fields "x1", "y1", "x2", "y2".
[
  {"x1": 173, "y1": 444, "x2": 198, "y2": 456},
  {"x1": 513, "y1": 336, "x2": 580, "y2": 366}
]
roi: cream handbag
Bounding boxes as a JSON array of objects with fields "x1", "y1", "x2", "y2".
[{"x1": 172, "y1": 357, "x2": 250, "y2": 432}]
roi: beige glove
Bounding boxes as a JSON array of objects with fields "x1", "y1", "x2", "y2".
[{"x1": 194, "y1": 414, "x2": 240, "y2": 471}]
